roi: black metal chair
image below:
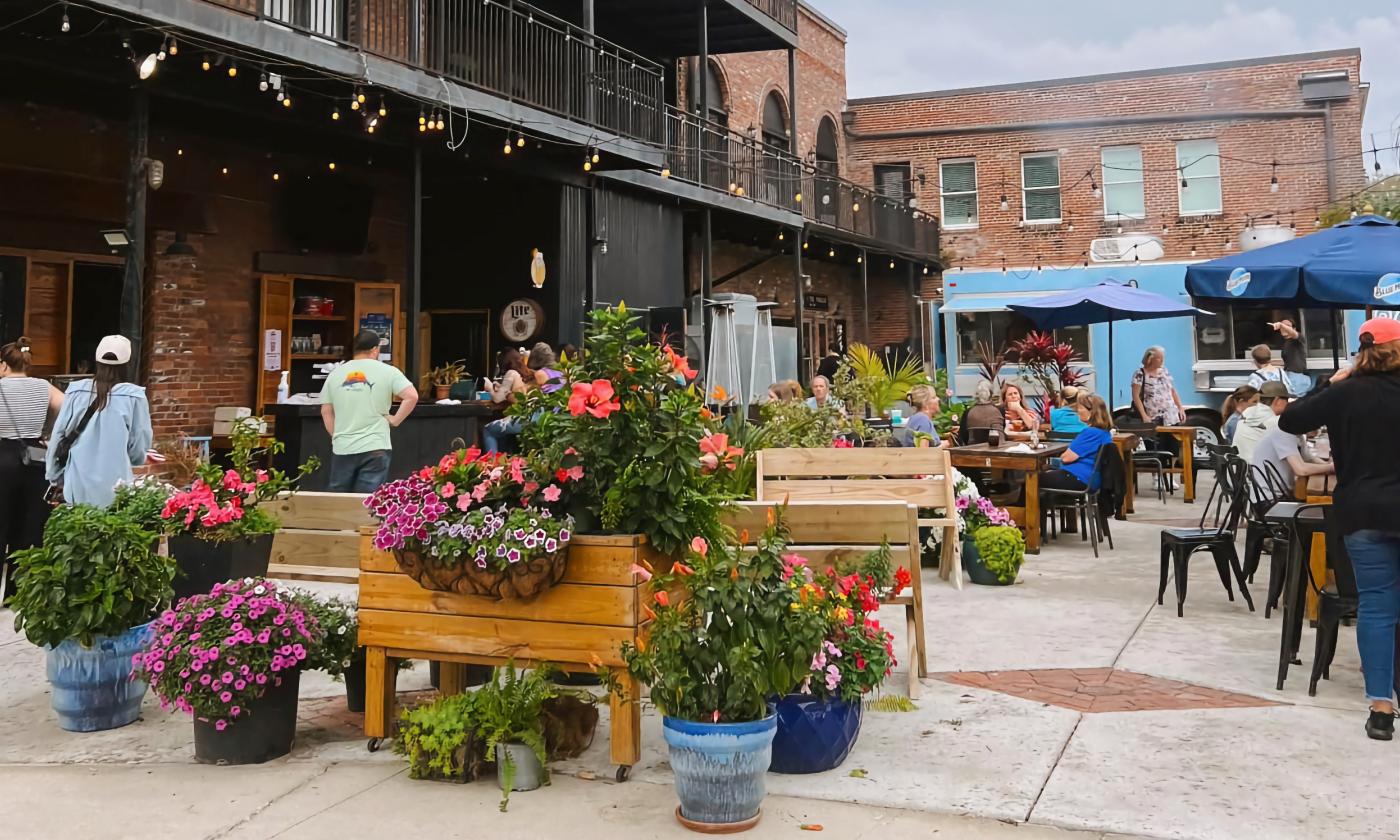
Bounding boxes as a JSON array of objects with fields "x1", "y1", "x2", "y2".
[
  {"x1": 1040, "y1": 442, "x2": 1116, "y2": 558},
  {"x1": 1306, "y1": 507, "x2": 1358, "y2": 697},
  {"x1": 1276, "y1": 504, "x2": 1328, "y2": 690},
  {"x1": 1251, "y1": 461, "x2": 1299, "y2": 618},
  {"x1": 1119, "y1": 420, "x2": 1173, "y2": 503},
  {"x1": 1157, "y1": 454, "x2": 1254, "y2": 617}
]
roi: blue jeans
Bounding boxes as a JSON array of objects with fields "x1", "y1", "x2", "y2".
[
  {"x1": 483, "y1": 417, "x2": 523, "y2": 454},
  {"x1": 1342, "y1": 530, "x2": 1400, "y2": 703},
  {"x1": 328, "y1": 450, "x2": 391, "y2": 493}
]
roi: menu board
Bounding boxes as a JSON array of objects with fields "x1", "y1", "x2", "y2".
[{"x1": 359, "y1": 313, "x2": 392, "y2": 362}]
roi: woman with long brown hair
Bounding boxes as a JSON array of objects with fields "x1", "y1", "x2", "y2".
[
  {"x1": 45, "y1": 335, "x2": 151, "y2": 507},
  {"x1": 1039, "y1": 393, "x2": 1114, "y2": 493},
  {"x1": 1281, "y1": 318, "x2": 1400, "y2": 740},
  {"x1": 0, "y1": 337, "x2": 63, "y2": 598},
  {"x1": 483, "y1": 347, "x2": 536, "y2": 454}
]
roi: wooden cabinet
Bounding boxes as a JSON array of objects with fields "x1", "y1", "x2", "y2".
[{"x1": 258, "y1": 275, "x2": 403, "y2": 410}]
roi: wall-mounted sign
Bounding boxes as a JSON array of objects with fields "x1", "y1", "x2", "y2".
[
  {"x1": 262, "y1": 329, "x2": 282, "y2": 372},
  {"x1": 500, "y1": 298, "x2": 545, "y2": 343},
  {"x1": 806, "y1": 293, "x2": 829, "y2": 311}
]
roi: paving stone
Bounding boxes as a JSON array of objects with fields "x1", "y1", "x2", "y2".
[{"x1": 938, "y1": 668, "x2": 1283, "y2": 714}]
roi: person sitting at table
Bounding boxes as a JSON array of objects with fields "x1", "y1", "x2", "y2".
[
  {"x1": 960, "y1": 381, "x2": 1005, "y2": 444},
  {"x1": 902, "y1": 384, "x2": 949, "y2": 449},
  {"x1": 1234, "y1": 380, "x2": 1287, "y2": 463},
  {"x1": 1000, "y1": 382, "x2": 1040, "y2": 433},
  {"x1": 1247, "y1": 380, "x2": 1333, "y2": 503},
  {"x1": 767, "y1": 380, "x2": 803, "y2": 403},
  {"x1": 1220, "y1": 384, "x2": 1259, "y2": 444},
  {"x1": 483, "y1": 348, "x2": 535, "y2": 454},
  {"x1": 1050, "y1": 386, "x2": 1087, "y2": 435},
  {"x1": 1038, "y1": 393, "x2": 1114, "y2": 494},
  {"x1": 1279, "y1": 317, "x2": 1400, "y2": 741},
  {"x1": 804, "y1": 375, "x2": 845, "y2": 413}
]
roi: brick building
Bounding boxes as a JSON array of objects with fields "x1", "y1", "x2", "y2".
[{"x1": 843, "y1": 49, "x2": 1370, "y2": 417}]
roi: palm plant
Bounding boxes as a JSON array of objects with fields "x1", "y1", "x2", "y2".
[{"x1": 836, "y1": 343, "x2": 928, "y2": 417}]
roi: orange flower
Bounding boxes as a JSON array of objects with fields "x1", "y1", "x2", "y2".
[
  {"x1": 642, "y1": 604, "x2": 656, "y2": 622},
  {"x1": 730, "y1": 565, "x2": 740, "y2": 581},
  {"x1": 588, "y1": 652, "x2": 604, "y2": 669},
  {"x1": 654, "y1": 590, "x2": 670, "y2": 607},
  {"x1": 568, "y1": 379, "x2": 621, "y2": 418},
  {"x1": 700, "y1": 407, "x2": 713, "y2": 420},
  {"x1": 662, "y1": 344, "x2": 697, "y2": 381},
  {"x1": 710, "y1": 385, "x2": 729, "y2": 403},
  {"x1": 699, "y1": 433, "x2": 744, "y2": 473},
  {"x1": 671, "y1": 561, "x2": 695, "y2": 576},
  {"x1": 689, "y1": 536, "x2": 708, "y2": 557},
  {"x1": 635, "y1": 636, "x2": 647, "y2": 652}
]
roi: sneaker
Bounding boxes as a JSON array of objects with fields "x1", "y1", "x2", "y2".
[{"x1": 1365, "y1": 709, "x2": 1396, "y2": 741}]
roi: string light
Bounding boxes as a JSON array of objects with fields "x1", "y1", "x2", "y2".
[
  {"x1": 503, "y1": 138, "x2": 513, "y2": 155},
  {"x1": 888, "y1": 259, "x2": 895, "y2": 269},
  {"x1": 922, "y1": 265, "x2": 930, "y2": 275},
  {"x1": 1269, "y1": 161, "x2": 1279, "y2": 193},
  {"x1": 366, "y1": 116, "x2": 378, "y2": 134},
  {"x1": 221, "y1": 166, "x2": 228, "y2": 175},
  {"x1": 1161, "y1": 223, "x2": 1169, "y2": 235},
  {"x1": 176, "y1": 148, "x2": 183, "y2": 156},
  {"x1": 351, "y1": 93, "x2": 360, "y2": 111},
  {"x1": 435, "y1": 114, "x2": 445, "y2": 130},
  {"x1": 137, "y1": 52, "x2": 158, "y2": 79},
  {"x1": 736, "y1": 186, "x2": 745, "y2": 197},
  {"x1": 259, "y1": 71, "x2": 269, "y2": 92},
  {"x1": 999, "y1": 194, "x2": 1009, "y2": 211},
  {"x1": 328, "y1": 162, "x2": 336, "y2": 171},
  {"x1": 795, "y1": 192, "x2": 802, "y2": 203},
  {"x1": 660, "y1": 166, "x2": 671, "y2": 178},
  {"x1": 591, "y1": 150, "x2": 600, "y2": 164},
  {"x1": 276, "y1": 89, "x2": 284, "y2": 102},
  {"x1": 281, "y1": 85, "x2": 291, "y2": 108},
  {"x1": 356, "y1": 90, "x2": 366, "y2": 105},
  {"x1": 331, "y1": 106, "x2": 340, "y2": 120},
  {"x1": 516, "y1": 134, "x2": 526, "y2": 148},
  {"x1": 201, "y1": 56, "x2": 211, "y2": 71},
  {"x1": 272, "y1": 172, "x2": 280, "y2": 181},
  {"x1": 1203, "y1": 222, "x2": 1212, "y2": 235},
  {"x1": 583, "y1": 154, "x2": 592, "y2": 172},
  {"x1": 1180, "y1": 170, "x2": 1189, "y2": 189},
  {"x1": 1314, "y1": 215, "x2": 1321, "y2": 228},
  {"x1": 1090, "y1": 177, "x2": 1100, "y2": 198},
  {"x1": 852, "y1": 199, "x2": 860, "y2": 213},
  {"x1": 857, "y1": 254, "x2": 863, "y2": 264},
  {"x1": 227, "y1": 62, "x2": 237, "y2": 78},
  {"x1": 168, "y1": 38, "x2": 177, "y2": 56},
  {"x1": 827, "y1": 246, "x2": 835, "y2": 257},
  {"x1": 777, "y1": 230, "x2": 785, "y2": 241},
  {"x1": 60, "y1": 6, "x2": 69, "y2": 32},
  {"x1": 378, "y1": 97, "x2": 388, "y2": 118},
  {"x1": 157, "y1": 38, "x2": 167, "y2": 61}
]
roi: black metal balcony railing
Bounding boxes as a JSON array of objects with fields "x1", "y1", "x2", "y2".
[
  {"x1": 664, "y1": 107, "x2": 939, "y2": 259},
  {"x1": 243, "y1": 0, "x2": 665, "y2": 144},
  {"x1": 743, "y1": 0, "x2": 797, "y2": 32}
]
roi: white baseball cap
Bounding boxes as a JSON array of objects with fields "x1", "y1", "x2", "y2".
[{"x1": 95, "y1": 335, "x2": 132, "y2": 366}]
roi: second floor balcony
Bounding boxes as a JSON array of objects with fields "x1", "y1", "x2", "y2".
[{"x1": 218, "y1": 0, "x2": 666, "y2": 144}]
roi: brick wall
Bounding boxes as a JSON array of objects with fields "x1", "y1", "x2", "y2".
[
  {"x1": 845, "y1": 51, "x2": 1368, "y2": 272},
  {"x1": 680, "y1": 4, "x2": 848, "y2": 170}
]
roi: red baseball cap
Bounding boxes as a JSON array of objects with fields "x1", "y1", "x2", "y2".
[{"x1": 1358, "y1": 317, "x2": 1400, "y2": 347}]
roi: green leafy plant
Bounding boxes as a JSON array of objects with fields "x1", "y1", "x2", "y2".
[
  {"x1": 394, "y1": 692, "x2": 484, "y2": 782},
  {"x1": 474, "y1": 662, "x2": 559, "y2": 810},
  {"x1": 11, "y1": 504, "x2": 174, "y2": 648},
  {"x1": 286, "y1": 593, "x2": 358, "y2": 679},
  {"x1": 422, "y1": 359, "x2": 468, "y2": 390},
  {"x1": 758, "y1": 401, "x2": 852, "y2": 449},
  {"x1": 514, "y1": 305, "x2": 733, "y2": 556},
  {"x1": 110, "y1": 476, "x2": 176, "y2": 533},
  {"x1": 972, "y1": 525, "x2": 1025, "y2": 584},
  {"x1": 832, "y1": 343, "x2": 928, "y2": 417},
  {"x1": 931, "y1": 369, "x2": 967, "y2": 436},
  {"x1": 622, "y1": 507, "x2": 830, "y2": 723}
]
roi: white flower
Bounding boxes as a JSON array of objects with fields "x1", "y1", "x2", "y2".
[
  {"x1": 337, "y1": 626, "x2": 347, "y2": 634},
  {"x1": 253, "y1": 585, "x2": 266, "y2": 595}
]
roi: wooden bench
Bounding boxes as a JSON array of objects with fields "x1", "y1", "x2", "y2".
[
  {"x1": 727, "y1": 500, "x2": 926, "y2": 698},
  {"x1": 267, "y1": 492, "x2": 370, "y2": 584},
  {"x1": 756, "y1": 447, "x2": 961, "y2": 588}
]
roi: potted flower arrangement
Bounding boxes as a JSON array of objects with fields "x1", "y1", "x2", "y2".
[
  {"x1": 133, "y1": 577, "x2": 323, "y2": 764},
  {"x1": 364, "y1": 446, "x2": 579, "y2": 599},
  {"x1": 394, "y1": 690, "x2": 486, "y2": 783},
  {"x1": 957, "y1": 496, "x2": 1023, "y2": 586},
  {"x1": 473, "y1": 662, "x2": 560, "y2": 811},
  {"x1": 160, "y1": 421, "x2": 318, "y2": 600},
  {"x1": 768, "y1": 550, "x2": 903, "y2": 774},
  {"x1": 622, "y1": 509, "x2": 828, "y2": 832},
  {"x1": 10, "y1": 503, "x2": 176, "y2": 731},
  {"x1": 286, "y1": 593, "x2": 364, "y2": 709},
  {"x1": 514, "y1": 305, "x2": 733, "y2": 557},
  {"x1": 423, "y1": 359, "x2": 468, "y2": 402}
]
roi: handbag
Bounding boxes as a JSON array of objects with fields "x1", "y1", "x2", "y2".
[{"x1": 47, "y1": 393, "x2": 102, "y2": 500}]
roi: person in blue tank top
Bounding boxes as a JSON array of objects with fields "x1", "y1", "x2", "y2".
[{"x1": 1039, "y1": 392, "x2": 1114, "y2": 493}]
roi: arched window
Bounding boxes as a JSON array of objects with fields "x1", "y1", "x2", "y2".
[
  {"x1": 762, "y1": 90, "x2": 789, "y2": 151},
  {"x1": 815, "y1": 115, "x2": 839, "y2": 175},
  {"x1": 694, "y1": 60, "x2": 728, "y2": 125}
]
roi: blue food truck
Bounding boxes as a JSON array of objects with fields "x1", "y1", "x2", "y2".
[{"x1": 935, "y1": 261, "x2": 1369, "y2": 447}]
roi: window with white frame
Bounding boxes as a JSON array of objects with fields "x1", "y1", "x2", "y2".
[
  {"x1": 1177, "y1": 139, "x2": 1222, "y2": 215},
  {"x1": 1021, "y1": 153, "x2": 1061, "y2": 222},
  {"x1": 1101, "y1": 145, "x2": 1145, "y2": 219},
  {"x1": 940, "y1": 159, "x2": 978, "y2": 227},
  {"x1": 955, "y1": 311, "x2": 1090, "y2": 366}
]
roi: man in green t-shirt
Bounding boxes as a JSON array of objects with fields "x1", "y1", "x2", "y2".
[{"x1": 319, "y1": 330, "x2": 418, "y2": 492}]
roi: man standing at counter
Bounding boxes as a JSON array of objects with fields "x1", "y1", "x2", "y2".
[{"x1": 320, "y1": 330, "x2": 418, "y2": 492}]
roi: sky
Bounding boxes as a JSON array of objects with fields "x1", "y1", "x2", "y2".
[{"x1": 816, "y1": 0, "x2": 1400, "y2": 173}]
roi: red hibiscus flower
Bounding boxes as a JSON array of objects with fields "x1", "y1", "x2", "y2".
[
  {"x1": 698, "y1": 433, "x2": 744, "y2": 473},
  {"x1": 654, "y1": 590, "x2": 670, "y2": 607},
  {"x1": 892, "y1": 566, "x2": 912, "y2": 597},
  {"x1": 662, "y1": 345, "x2": 697, "y2": 381},
  {"x1": 568, "y1": 380, "x2": 621, "y2": 419}
]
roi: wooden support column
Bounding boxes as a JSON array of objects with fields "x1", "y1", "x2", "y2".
[
  {"x1": 407, "y1": 145, "x2": 423, "y2": 380},
  {"x1": 122, "y1": 84, "x2": 148, "y2": 365}
]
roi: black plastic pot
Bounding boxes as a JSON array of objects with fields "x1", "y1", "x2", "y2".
[
  {"x1": 428, "y1": 660, "x2": 492, "y2": 690},
  {"x1": 193, "y1": 669, "x2": 300, "y2": 765},
  {"x1": 344, "y1": 655, "x2": 367, "y2": 713},
  {"x1": 169, "y1": 533, "x2": 275, "y2": 602}
]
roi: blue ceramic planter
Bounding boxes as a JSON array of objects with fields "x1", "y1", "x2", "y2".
[
  {"x1": 46, "y1": 622, "x2": 153, "y2": 732},
  {"x1": 663, "y1": 715, "x2": 776, "y2": 827},
  {"x1": 769, "y1": 694, "x2": 863, "y2": 774}
]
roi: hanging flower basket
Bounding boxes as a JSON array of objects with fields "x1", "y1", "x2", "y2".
[{"x1": 393, "y1": 545, "x2": 568, "y2": 600}]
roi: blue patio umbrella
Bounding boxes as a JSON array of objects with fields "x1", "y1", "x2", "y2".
[
  {"x1": 1009, "y1": 282, "x2": 1211, "y2": 406},
  {"x1": 1184, "y1": 214, "x2": 1400, "y2": 309}
]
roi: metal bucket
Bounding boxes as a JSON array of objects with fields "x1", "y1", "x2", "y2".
[
  {"x1": 495, "y1": 741, "x2": 544, "y2": 792},
  {"x1": 45, "y1": 623, "x2": 153, "y2": 732}
]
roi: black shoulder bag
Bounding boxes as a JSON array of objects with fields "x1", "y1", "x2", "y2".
[{"x1": 47, "y1": 393, "x2": 102, "y2": 501}]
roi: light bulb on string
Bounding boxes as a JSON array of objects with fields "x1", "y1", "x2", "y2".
[
  {"x1": 736, "y1": 186, "x2": 744, "y2": 197},
  {"x1": 435, "y1": 116, "x2": 445, "y2": 130},
  {"x1": 999, "y1": 194, "x2": 1009, "y2": 211},
  {"x1": 1180, "y1": 172, "x2": 1189, "y2": 189},
  {"x1": 794, "y1": 192, "x2": 802, "y2": 203},
  {"x1": 1269, "y1": 162, "x2": 1279, "y2": 193},
  {"x1": 221, "y1": 166, "x2": 229, "y2": 175},
  {"x1": 281, "y1": 86, "x2": 292, "y2": 108},
  {"x1": 157, "y1": 38, "x2": 167, "y2": 61},
  {"x1": 259, "y1": 72, "x2": 269, "y2": 92},
  {"x1": 378, "y1": 97, "x2": 387, "y2": 117},
  {"x1": 827, "y1": 247, "x2": 835, "y2": 258},
  {"x1": 1115, "y1": 219, "x2": 1123, "y2": 235},
  {"x1": 591, "y1": 150, "x2": 600, "y2": 164},
  {"x1": 583, "y1": 155, "x2": 592, "y2": 172},
  {"x1": 328, "y1": 162, "x2": 336, "y2": 171},
  {"x1": 60, "y1": 7, "x2": 69, "y2": 32},
  {"x1": 856, "y1": 254, "x2": 863, "y2": 264},
  {"x1": 1314, "y1": 215, "x2": 1321, "y2": 228},
  {"x1": 351, "y1": 95, "x2": 360, "y2": 111},
  {"x1": 366, "y1": 116, "x2": 377, "y2": 134},
  {"x1": 356, "y1": 90, "x2": 366, "y2": 105},
  {"x1": 852, "y1": 200, "x2": 861, "y2": 213},
  {"x1": 1190, "y1": 245, "x2": 1197, "y2": 257},
  {"x1": 777, "y1": 231, "x2": 784, "y2": 241},
  {"x1": 1067, "y1": 220, "x2": 1075, "y2": 232},
  {"x1": 418, "y1": 109, "x2": 426, "y2": 126},
  {"x1": 888, "y1": 259, "x2": 895, "y2": 269},
  {"x1": 168, "y1": 38, "x2": 177, "y2": 56},
  {"x1": 922, "y1": 265, "x2": 930, "y2": 275},
  {"x1": 1203, "y1": 222, "x2": 1212, "y2": 235},
  {"x1": 660, "y1": 166, "x2": 671, "y2": 178},
  {"x1": 802, "y1": 240, "x2": 808, "y2": 250},
  {"x1": 1225, "y1": 240, "x2": 1234, "y2": 250},
  {"x1": 1090, "y1": 178, "x2": 1100, "y2": 198},
  {"x1": 201, "y1": 56, "x2": 211, "y2": 71},
  {"x1": 138, "y1": 53, "x2": 158, "y2": 80},
  {"x1": 176, "y1": 148, "x2": 183, "y2": 156},
  {"x1": 272, "y1": 172, "x2": 280, "y2": 181},
  {"x1": 276, "y1": 89, "x2": 284, "y2": 102},
  {"x1": 1161, "y1": 223, "x2": 1169, "y2": 235},
  {"x1": 516, "y1": 134, "x2": 526, "y2": 148},
  {"x1": 227, "y1": 62, "x2": 237, "y2": 78},
  {"x1": 332, "y1": 107, "x2": 340, "y2": 121},
  {"x1": 503, "y1": 140, "x2": 513, "y2": 155}
]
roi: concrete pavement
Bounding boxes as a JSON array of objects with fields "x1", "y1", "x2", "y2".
[{"x1": 1, "y1": 477, "x2": 1396, "y2": 839}]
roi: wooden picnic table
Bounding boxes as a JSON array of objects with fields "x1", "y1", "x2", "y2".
[
  {"x1": 1156, "y1": 425, "x2": 1198, "y2": 503},
  {"x1": 948, "y1": 441, "x2": 1069, "y2": 554}
]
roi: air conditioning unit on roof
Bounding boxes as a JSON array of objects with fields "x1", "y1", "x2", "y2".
[{"x1": 1090, "y1": 234, "x2": 1164, "y2": 263}]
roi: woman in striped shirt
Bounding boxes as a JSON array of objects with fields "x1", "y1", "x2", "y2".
[{"x1": 0, "y1": 337, "x2": 63, "y2": 599}]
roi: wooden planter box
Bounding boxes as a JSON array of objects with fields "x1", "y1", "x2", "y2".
[{"x1": 357, "y1": 529, "x2": 660, "y2": 778}]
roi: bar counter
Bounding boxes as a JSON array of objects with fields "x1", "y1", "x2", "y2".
[{"x1": 266, "y1": 402, "x2": 498, "y2": 491}]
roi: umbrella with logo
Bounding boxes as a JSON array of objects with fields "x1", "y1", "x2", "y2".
[
  {"x1": 1009, "y1": 281, "x2": 1210, "y2": 408},
  {"x1": 1185, "y1": 214, "x2": 1400, "y2": 364}
]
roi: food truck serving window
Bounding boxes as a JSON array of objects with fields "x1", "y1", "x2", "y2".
[
  {"x1": 1193, "y1": 306, "x2": 1344, "y2": 362},
  {"x1": 955, "y1": 310, "x2": 1089, "y2": 363}
]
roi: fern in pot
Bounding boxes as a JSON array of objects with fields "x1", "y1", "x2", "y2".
[
  {"x1": 474, "y1": 662, "x2": 559, "y2": 811},
  {"x1": 10, "y1": 502, "x2": 175, "y2": 731}
]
